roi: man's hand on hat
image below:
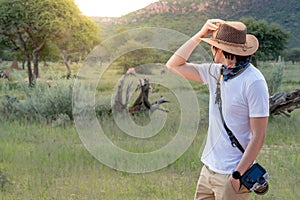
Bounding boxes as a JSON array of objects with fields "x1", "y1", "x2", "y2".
[{"x1": 193, "y1": 19, "x2": 225, "y2": 42}]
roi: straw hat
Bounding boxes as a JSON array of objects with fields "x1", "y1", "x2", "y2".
[{"x1": 201, "y1": 21, "x2": 259, "y2": 56}]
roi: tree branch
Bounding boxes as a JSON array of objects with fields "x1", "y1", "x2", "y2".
[{"x1": 269, "y1": 89, "x2": 300, "y2": 116}]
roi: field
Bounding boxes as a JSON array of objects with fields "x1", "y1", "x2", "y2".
[{"x1": 0, "y1": 60, "x2": 299, "y2": 199}]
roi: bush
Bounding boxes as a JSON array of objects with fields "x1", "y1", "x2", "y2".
[
  {"x1": 0, "y1": 79, "x2": 114, "y2": 123},
  {"x1": 0, "y1": 80, "x2": 73, "y2": 122},
  {"x1": 95, "y1": 103, "x2": 112, "y2": 117},
  {"x1": 260, "y1": 58, "x2": 285, "y2": 95}
]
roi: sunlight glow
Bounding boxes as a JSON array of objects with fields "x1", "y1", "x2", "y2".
[{"x1": 75, "y1": 0, "x2": 159, "y2": 17}]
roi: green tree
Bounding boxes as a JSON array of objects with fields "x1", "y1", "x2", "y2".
[
  {"x1": 54, "y1": 15, "x2": 100, "y2": 78},
  {"x1": 40, "y1": 42, "x2": 61, "y2": 66},
  {"x1": 0, "y1": 0, "x2": 99, "y2": 85},
  {"x1": 241, "y1": 18, "x2": 290, "y2": 61},
  {"x1": 109, "y1": 28, "x2": 169, "y2": 73},
  {"x1": 283, "y1": 48, "x2": 300, "y2": 64},
  {"x1": 0, "y1": 35, "x2": 12, "y2": 61}
]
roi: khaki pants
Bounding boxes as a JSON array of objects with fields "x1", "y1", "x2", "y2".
[{"x1": 194, "y1": 166, "x2": 250, "y2": 200}]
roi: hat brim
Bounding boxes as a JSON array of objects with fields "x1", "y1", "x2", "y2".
[{"x1": 201, "y1": 34, "x2": 259, "y2": 56}]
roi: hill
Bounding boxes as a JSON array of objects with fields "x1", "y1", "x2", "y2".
[{"x1": 93, "y1": 0, "x2": 300, "y2": 48}]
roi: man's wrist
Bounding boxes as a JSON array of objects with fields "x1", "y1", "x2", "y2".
[
  {"x1": 232, "y1": 171, "x2": 241, "y2": 180},
  {"x1": 192, "y1": 32, "x2": 205, "y2": 43},
  {"x1": 191, "y1": 35, "x2": 201, "y2": 43}
]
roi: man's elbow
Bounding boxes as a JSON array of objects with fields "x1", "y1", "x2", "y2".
[{"x1": 166, "y1": 59, "x2": 174, "y2": 70}]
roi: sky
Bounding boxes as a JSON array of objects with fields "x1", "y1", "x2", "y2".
[{"x1": 74, "y1": 0, "x2": 159, "y2": 17}]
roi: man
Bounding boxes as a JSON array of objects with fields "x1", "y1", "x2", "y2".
[{"x1": 166, "y1": 19, "x2": 269, "y2": 199}]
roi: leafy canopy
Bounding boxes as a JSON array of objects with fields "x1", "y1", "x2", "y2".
[
  {"x1": 241, "y1": 18, "x2": 290, "y2": 61},
  {"x1": 0, "y1": 0, "x2": 99, "y2": 61}
]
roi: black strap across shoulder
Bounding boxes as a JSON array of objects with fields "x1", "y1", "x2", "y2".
[{"x1": 215, "y1": 67, "x2": 245, "y2": 153}]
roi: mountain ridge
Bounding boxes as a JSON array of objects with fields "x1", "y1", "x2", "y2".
[{"x1": 93, "y1": 0, "x2": 300, "y2": 48}]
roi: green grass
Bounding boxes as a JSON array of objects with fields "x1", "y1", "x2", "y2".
[
  {"x1": 0, "y1": 120, "x2": 201, "y2": 199},
  {"x1": 0, "y1": 111, "x2": 299, "y2": 199},
  {"x1": 0, "y1": 60, "x2": 299, "y2": 199}
]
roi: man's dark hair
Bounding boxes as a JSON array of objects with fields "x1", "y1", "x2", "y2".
[
  {"x1": 222, "y1": 50, "x2": 251, "y2": 62},
  {"x1": 212, "y1": 46, "x2": 251, "y2": 62}
]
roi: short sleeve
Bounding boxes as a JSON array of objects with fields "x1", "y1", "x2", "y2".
[
  {"x1": 247, "y1": 80, "x2": 269, "y2": 117},
  {"x1": 193, "y1": 63, "x2": 221, "y2": 85}
]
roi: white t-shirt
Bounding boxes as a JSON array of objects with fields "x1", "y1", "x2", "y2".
[{"x1": 193, "y1": 63, "x2": 269, "y2": 174}]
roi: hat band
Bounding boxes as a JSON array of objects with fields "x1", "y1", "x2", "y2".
[{"x1": 212, "y1": 38, "x2": 253, "y2": 51}]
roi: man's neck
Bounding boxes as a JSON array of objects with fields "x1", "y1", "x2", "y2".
[{"x1": 224, "y1": 59, "x2": 236, "y2": 66}]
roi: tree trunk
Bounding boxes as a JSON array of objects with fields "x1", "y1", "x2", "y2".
[
  {"x1": 17, "y1": 29, "x2": 34, "y2": 86},
  {"x1": 62, "y1": 53, "x2": 71, "y2": 78},
  {"x1": 27, "y1": 56, "x2": 33, "y2": 87},
  {"x1": 22, "y1": 59, "x2": 25, "y2": 70},
  {"x1": 32, "y1": 51, "x2": 40, "y2": 79},
  {"x1": 65, "y1": 59, "x2": 71, "y2": 79}
]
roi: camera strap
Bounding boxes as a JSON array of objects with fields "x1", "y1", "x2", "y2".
[{"x1": 215, "y1": 67, "x2": 245, "y2": 153}]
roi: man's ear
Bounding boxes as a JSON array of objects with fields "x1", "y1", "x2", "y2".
[{"x1": 218, "y1": 49, "x2": 224, "y2": 58}]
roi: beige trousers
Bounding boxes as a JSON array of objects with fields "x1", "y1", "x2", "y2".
[{"x1": 194, "y1": 165, "x2": 250, "y2": 200}]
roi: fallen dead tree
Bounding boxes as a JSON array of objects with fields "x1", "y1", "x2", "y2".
[
  {"x1": 113, "y1": 75, "x2": 169, "y2": 114},
  {"x1": 269, "y1": 89, "x2": 300, "y2": 117}
]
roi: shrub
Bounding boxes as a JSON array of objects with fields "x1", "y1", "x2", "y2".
[
  {"x1": 260, "y1": 58, "x2": 285, "y2": 95},
  {"x1": 95, "y1": 103, "x2": 112, "y2": 117},
  {"x1": 0, "y1": 80, "x2": 73, "y2": 122},
  {"x1": 0, "y1": 79, "x2": 114, "y2": 123}
]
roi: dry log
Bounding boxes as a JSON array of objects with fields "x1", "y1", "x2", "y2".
[
  {"x1": 128, "y1": 78, "x2": 152, "y2": 113},
  {"x1": 113, "y1": 76, "x2": 168, "y2": 114},
  {"x1": 113, "y1": 74, "x2": 132, "y2": 112},
  {"x1": 269, "y1": 89, "x2": 300, "y2": 117}
]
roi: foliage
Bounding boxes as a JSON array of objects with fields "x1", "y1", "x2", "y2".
[
  {"x1": 95, "y1": 103, "x2": 112, "y2": 117},
  {"x1": 0, "y1": 81, "x2": 113, "y2": 124},
  {"x1": 241, "y1": 18, "x2": 290, "y2": 61},
  {"x1": 116, "y1": 48, "x2": 168, "y2": 73},
  {"x1": 39, "y1": 42, "x2": 61, "y2": 63},
  {"x1": 0, "y1": 0, "x2": 99, "y2": 85},
  {"x1": 105, "y1": 29, "x2": 170, "y2": 73},
  {"x1": 259, "y1": 58, "x2": 285, "y2": 95},
  {"x1": 0, "y1": 80, "x2": 73, "y2": 122},
  {"x1": 282, "y1": 48, "x2": 300, "y2": 64},
  {"x1": 54, "y1": 12, "x2": 100, "y2": 77}
]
